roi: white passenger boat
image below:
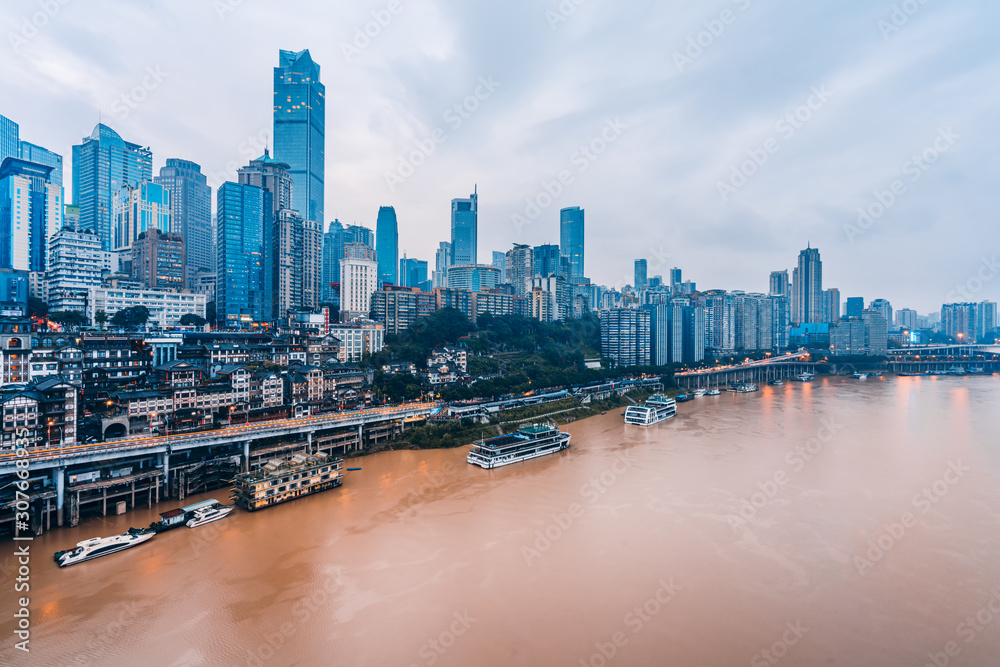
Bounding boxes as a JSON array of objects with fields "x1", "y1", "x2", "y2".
[
  {"x1": 54, "y1": 528, "x2": 155, "y2": 567},
  {"x1": 624, "y1": 394, "x2": 677, "y2": 426},
  {"x1": 186, "y1": 504, "x2": 234, "y2": 528},
  {"x1": 467, "y1": 423, "x2": 571, "y2": 469}
]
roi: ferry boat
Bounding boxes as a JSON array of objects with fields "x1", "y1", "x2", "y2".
[
  {"x1": 232, "y1": 454, "x2": 343, "y2": 511},
  {"x1": 624, "y1": 395, "x2": 677, "y2": 426},
  {"x1": 150, "y1": 498, "x2": 227, "y2": 532},
  {"x1": 733, "y1": 383, "x2": 759, "y2": 393},
  {"x1": 694, "y1": 388, "x2": 707, "y2": 397},
  {"x1": 791, "y1": 372, "x2": 814, "y2": 382},
  {"x1": 706, "y1": 388, "x2": 721, "y2": 396},
  {"x1": 467, "y1": 423, "x2": 570, "y2": 469},
  {"x1": 186, "y1": 504, "x2": 234, "y2": 528},
  {"x1": 675, "y1": 394, "x2": 694, "y2": 403},
  {"x1": 53, "y1": 527, "x2": 155, "y2": 567}
]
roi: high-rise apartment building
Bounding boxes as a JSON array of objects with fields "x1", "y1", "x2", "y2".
[
  {"x1": 72, "y1": 123, "x2": 152, "y2": 251},
  {"x1": 792, "y1": 245, "x2": 822, "y2": 324},
  {"x1": 340, "y1": 242, "x2": 378, "y2": 321},
  {"x1": 505, "y1": 243, "x2": 533, "y2": 297},
  {"x1": 273, "y1": 49, "x2": 325, "y2": 222},
  {"x1": 131, "y1": 229, "x2": 184, "y2": 290},
  {"x1": 634, "y1": 259, "x2": 648, "y2": 290},
  {"x1": 824, "y1": 287, "x2": 841, "y2": 323},
  {"x1": 846, "y1": 297, "x2": 864, "y2": 319},
  {"x1": 376, "y1": 206, "x2": 398, "y2": 285},
  {"x1": 450, "y1": 187, "x2": 477, "y2": 265},
  {"x1": 491, "y1": 251, "x2": 507, "y2": 283},
  {"x1": 112, "y1": 181, "x2": 171, "y2": 254},
  {"x1": 600, "y1": 308, "x2": 650, "y2": 366},
  {"x1": 216, "y1": 182, "x2": 269, "y2": 327},
  {"x1": 155, "y1": 159, "x2": 212, "y2": 284},
  {"x1": 45, "y1": 228, "x2": 107, "y2": 313},
  {"x1": 533, "y1": 244, "x2": 563, "y2": 278},
  {"x1": 869, "y1": 299, "x2": 892, "y2": 329},
  {"x1": 895, "y1": 308, "x2": 918, "y2": 331},
  {"x1": 434, "y1": 241, "x2": 452, "y2": 288},
  {"x1": 559, "y1": 206, "x2": 584, "y2": 280},
  {"x1": 861, "y1": 310, "x2": 888, "y2": 356}
]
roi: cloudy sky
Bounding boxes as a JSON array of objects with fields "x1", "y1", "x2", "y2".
[{"x1": 2, "y1": 0, "x2": 997, "y2": 313}]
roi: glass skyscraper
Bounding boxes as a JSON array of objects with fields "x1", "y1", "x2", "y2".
[
  {"x1": 20, "y1": 141, "x2": 63, "y2": 191},
  {"x1": 634, "y1": 259, "x2": 648, "y2": 290},
  {"x1": 792, "y1": 245, "x2": 823, "y2": 324},
  {"x1": 217, "y1": 182, "x2": 270, "y2": 327},
  {"x1": 155, "y1": 159, "x2": 213, "y2": 285},
  {"x1": 399, "y1": 256, "x2": 428, "y2": 289},
  {"x1": 450, "y1": 187, "x2": 477, "y2": 265},
  {"x1": 273, "y1": 49, "x2": 325, "y2": 223},
  {"x1": 72, "y1": 123, "x2": 152, "y2": 251},
  {"x1": 0, "y1": 158, "x2": 61, "y2": 272},
  {"x1": 533, "y1": 244, "x2": 562, "y2": 277},
  {"x1": 0, "y1": 115, "x2": 18, "y2": 165},
  {"x1": 559, "y1": 206, "x2": 584, "y2": 280},
  {"x1": 376, "y1": 205, "x2": 398, "y2": 285}
]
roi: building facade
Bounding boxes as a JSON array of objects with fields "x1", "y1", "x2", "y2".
[
  {"x1": 0, "y1": 158, "x2": 61, "y2": 272},
  {"x1": 450, "y1": 188, "x2": 478, "y2": 265},
  {"x1": 273, "y1": 49, "x2": 325, "y2": 223},
  {"x1": 216, "y1": 182, "x2": 269, "y2": 327},
  {"x1": 375, "y1": 205, "x2": 398, "y2": 285},
  {"x1": 340, "y1": 242, "x2": 378, "y2": 321},
  {"x1": 131, "y1": 229, "x2": 184, "y2": 291},
  {"x1": 600, "y1": 308, "x2": 651, "y2": 367},
  {"x1": 792, "y1": 245, "x2": 822, "y2": 324},
  {"x1": 559, "y1": 206, "x2": 585, "y2": 280},
  {"x1": 154, "y1": 158, "x2": 213, "y2": 285}
]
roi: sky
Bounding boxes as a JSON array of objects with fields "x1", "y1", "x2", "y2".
[{"x1": 2, "y1": 0, "x2": 998, "y2": 315}]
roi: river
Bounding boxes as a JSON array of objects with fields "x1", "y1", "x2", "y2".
[{"x1": 3, "y1": 375, "x2": 1000, "y2": 666}]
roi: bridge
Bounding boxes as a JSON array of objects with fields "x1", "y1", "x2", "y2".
[
  {"x1": 889, "y1": 344, "x2": 1000, "y2": 357},
  {"x1": 887, "y1": 344, "x2": 1000, "y2": 374},
  {"x1": 672, "y1": 352, "x2": 817, "y2": 389},
  {"x1": 1, "y1": 402, "x2": 441, "y2": 530}
]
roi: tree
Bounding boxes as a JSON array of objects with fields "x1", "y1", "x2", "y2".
[
  {"x1": 111, "y1": 306, "x2": 150, "y2": 329},
  {"x1": 94, "y1": 310, "x2": 108, "y2": 330},
  {"x1": 179, "y1": 313, "x2": 207, "y2": 327},
  {"x1": 48, "y1": 310, "x2": 89, "y2": 328},
  {"x1": 28, "y1": 297, "x2": 48, "y2": 318},
  {"x1": 206, "y1": 301, "x2": 216, "y2": 326}
]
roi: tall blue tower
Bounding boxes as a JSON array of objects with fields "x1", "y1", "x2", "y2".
[
  {"x1": 376, "y1": 205, "x2": 399, "y2": 285},
  {"x1": 273, "y1": 49, "x2": 325, "y2": 223}
]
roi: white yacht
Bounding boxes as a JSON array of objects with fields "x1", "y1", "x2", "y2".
[
  {"x1": 694, "y1": 388, "x2": 707, "y2": 397},
  {"x1": 733, "y1": 383, "x2": 759, "y2": 393},
  {"x1": 54, "y1": 528, "x2": 155, "y2": 567},
  {"x1": 853, "y1": 372, "x2": 868, "y2": 379},
  {"x1": 186, "y1": 504, "x2": 234, "y2": 528},
  {"x1": 467, "y1": 423, "x2": 571, "y2": 469},
  {"x1": 791, "y1": 372, "x2": 814, "y2": 382},
  {"x1": 706, "y1": 388, "x2": 721, "y2": 396},
  {"x1": 625, "y1": 394, "x2": 677, "y2": 426}
]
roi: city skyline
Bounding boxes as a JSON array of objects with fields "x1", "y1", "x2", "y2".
[{"x1": 2, "y1": 2, "x2": 996, "y2": 312}]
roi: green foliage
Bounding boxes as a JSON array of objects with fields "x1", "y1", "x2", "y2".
[
  {"x1": 205, "y1": 301, "x2": 216, "y2": 326},
  {"x1": 48, "y1": 310, "x2": 89, "y2": 327},
  {"x1": 111, "y1": 306, "x2": 150, "y2": 329},
  {"x1": 467, "y1": 356, "x2": 499, "y2": 376},
  {"x1": 179, "y1": 313, "x2": 207, "y2": 327}
]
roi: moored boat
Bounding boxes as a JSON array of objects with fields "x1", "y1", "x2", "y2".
[
  {"x1": 706, "y1": 388, "x2": 721, "y2": 396},
  {"x1": 675, "y1": 394, "x2": 694, "y2": 402},
  {"x1": 232, "y1": 454, "x2": 344, "y2": 511},
  {"x1": 467, "y1": 423, "x2": 570, "y2": 469},
  {"x1": 186, "y1": 504, "x2": 234, "y2": 528},
  {"x1": 624, "y1": 395, "x2": 677, "y2": 426},
  {"x1": 767, "y1": 379, "x2": 784, "y2": 386},
  {"x1": 694, "y1": 388, "x2": 707, "y2": 397},
  {"x1": 733, "y1": 383, "x2": 759, "y2": 393},
  {"x1": 53, "y1": 528, "x2": 155, "y2": 567}
]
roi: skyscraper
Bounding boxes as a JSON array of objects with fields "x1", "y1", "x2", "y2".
[
  {"x1": 559, "y1": 206, "x2": 584, "y2": 280},
  {"x1": 505, "y1": 243, "x2": 533, "y2": 297},
  {"x1": 19, "y1": 142, "x2": 63, "y2": 191},
  {"x1": 322, "y1": 219, "x2": 344, "y2": 303},
  {"x1": 669, "y1": 267, "x2": 683, "y2": 293},
  {"x1": 0, "y1": 158, "x2": 61, "y2": 273},
  {"x1": 824, "y1": 287, "x2": 841, "y2": 323},
  {"x1": 634, "y1": 259, "x2": 648, "y2": 290},
  {"x1": 434, "y1": 241, "x2": 452, "y2": 288},
  {"x1": 869, "y1": 299, "x2": 892, "y2": 328},
  {"x1": 769, "y1": 270, "x2": 789, "y2": 296},
  {"x1": 399, "y1": 256, "x2": 428, "y2": 289},
  {"x1": 216, "y1": 182, "x2": 269, "y2": 327},
  {"x1": 131, "y1": 229, "x2": 183, "y2": 290},
  {"x1": 340, "y1": 242, "x2": 378, "y2": 321},
  {"x1": 792, "y1": 245, "x2": 822, "y2": 324},
  {"x1": 376, "y1": 206, "x2": 398, "y2": 285},
  {"x1": 451, "y1": 187, "x2": 478, "y2": 265},
  {"x1": 491, "y1": 250, "x2": 507, "y2": 283},
  {"x1": 273, "y1": 49, "x2": 325, "y2": 223},
  {"x1": 533, "y1": 244, "x2": 562, "y2": 277},
  {"x1": 846, "y1": 297, "x2": 865, "y2": 319},
  {"x1": 112, "y1": 181, "x2": 171, "y2": 253},
  {"x1": 155, "y1": 159, "x2": 213, "y2": 285},
  {"x1": 0, "y1": 115, "x2": 18, "y2": 165},
  {"x1": 600, "y1": 308, "x2": 650, "y2": 366},
  {"x1": 72, "y1": 123, "x2": 152, "y2": 251}
]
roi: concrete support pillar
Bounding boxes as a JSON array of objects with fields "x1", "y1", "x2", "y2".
[
  {"x1": 162, "y1": 451, "x2": 170, "y2": 499},
  {"x1": 307, "y1": 431, "x2": 313, "y2": 454},
  {"x1": 358, "y1": 424, "x2": 363, "y2": 451},
  {"x1": 53, "y1": 467, "x2": 65, "y2": 527},
  {"x1": 243, "y1": 440, "x2": 250, "y2": 472}
]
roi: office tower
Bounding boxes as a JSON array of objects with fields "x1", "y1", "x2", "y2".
[
  {"x1": 600, "y1": 308, "x2": 651, "y2": 366},
  {"x1": 376, "y1": 206, "x2": 398, "y2": 285},
  {"x1": 861, "y1": 310, "x2": 888, "y2": 356},
  {"x1": 131, "y1": 229, "x2": 183, "y2": 290},
  {"x1": 634, "y1": 259, "x2": 648, "y2": 290},
  {"x1": 72, "y1": 123, "x2": 152, "y2": 251},
  {"x1": 702, "y1": 290, "x2": 735, "y2": 352},
  {"x1": 869, "y1": 299, "x2": 892, "y2": 328},
  {"x1": 155, "y1": 159, "x2": 212, "y2": 285},
  {"x1": 683, "y1": 305, "x2": 706, "y2": 362},
  {"x1": 768, "y1": 294, "x2": 790, "y2": 349},
  {"x1": 895, "y1": 308, "x2": 918, "y2": 331},
  {"x1": 273, "y1": 49, "x2": 325, "y2": 222},
  {"x1": 846, "y1": 297, "x2": 864, "y2": 319},
  {"x1": 322, "y1": 219, "x2": 344, "y2": 302},
  {"x1": 0, "y1": 115, "x2": 18, "y2": 165},
  {"x1": 345, "y1": 224, "x2": 374, "y2": 248},
  {"x1": 270, "y1": 209, "x2": 321, "y2": 319},
  {"x1": 792, "y1": 245, "x2": 822, "y2": 324},
  {"x1": 46, "y1": 229, "x2": 105, "y2": 312},
  {"x1": 448, "y1": 264, "x2": 502, "y2": 292},
  {"x1": 237, "y1": 149, "x2": 292, "y2": 216},
  {"x1": 533, "y1": 244, "x2": 562, "y2": 277},
  {"x1": 340, "y1": 242, "x2": 378, "y2": 321},
  {"x1": 505, "y1": 243, "x2": 533, "y2": 297},
  {"x1": 450, "y1": 187, "x2": 478, "y2": 265},
  {"x1": 19, "y1": 142, "x2": 63, "y2": 191},
  {"x1": 216, "y1": 182, "x2": 269, "y2": 327},
  {"x1": 528, "y1": 274, "x2": 568, "y2": 322},
  {"x1": 399, "y1": 256, "x2": 428, "y2": 288},
  {"x1": 769, "y1": 270, "x2": 789, "y2": 296},
  {"x1": 434, "y1": 241, "x2": 452, "y2": 288},
  {"x1": 669, "y1": 268, "x2": 683, "y2": 292},
  {"x1": 559, "y1": 206, "x2": 585, "y2": 280},
  {"x1": 0, "y1": 158, "x2": 61, "y2": 272},
  {"x1": 112, "y1": 182, "x2": 171, "y2": 259},
  {"x1": 976, "y1": 301, "x2": 997, "y2": 339},
  {"x1": 830, "y1": 320, "x2": 867, "y2": 355},
  {"x1": 492, "y1": 251, "x2": 507, "y2": 283},
  {"x1": 824, "y1": 287, "x2": 841, "y2": 323}
]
